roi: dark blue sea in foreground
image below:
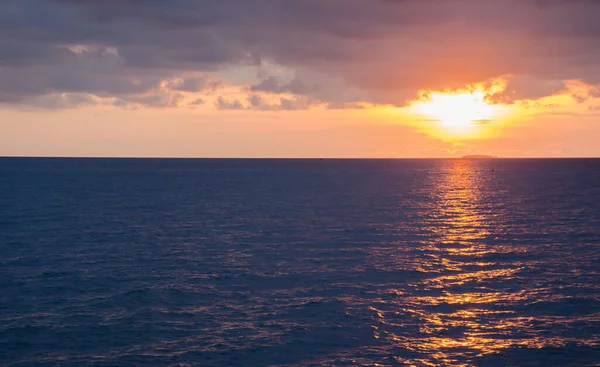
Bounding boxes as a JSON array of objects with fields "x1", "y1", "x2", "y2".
[{"x1": 1, "y1": 158, "x2": 599, "y2": 366}]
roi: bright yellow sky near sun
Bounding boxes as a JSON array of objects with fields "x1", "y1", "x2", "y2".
[
  {"x1": 1, "y1": 75, "x2": 599, "y2": 158},
  {"x1": 397, "y1": 79, "x2": 520, "y2": 141}
]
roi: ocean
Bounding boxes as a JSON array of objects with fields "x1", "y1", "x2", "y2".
[{"x1": 1, "y1": 158, "x2": 599, "y2": 366}]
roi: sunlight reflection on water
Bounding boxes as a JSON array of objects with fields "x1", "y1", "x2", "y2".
[
  {"x1": 1, "y1": 158, "x2": 599, "y2": 366},
  {"x1": 367, "y1": 160, "x2": 599, "y2": 366}
]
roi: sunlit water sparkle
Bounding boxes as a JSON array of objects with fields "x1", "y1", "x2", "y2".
[{"x1": 1, "y1": 158, "x2": 599, "y2": 366}]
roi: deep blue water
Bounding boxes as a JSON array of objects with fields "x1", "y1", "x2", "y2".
[{"x1": 1, "y1": 158, "x2": 599, "y2": 366}]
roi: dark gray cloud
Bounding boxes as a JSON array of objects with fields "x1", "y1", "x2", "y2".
[{"x1": 1, "y1": 0, "x2": 600, "y2": 108}]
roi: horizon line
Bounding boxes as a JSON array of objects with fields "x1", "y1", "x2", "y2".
[{"x1": 2, "y1": 155, "x2": 600, "y2": 160}]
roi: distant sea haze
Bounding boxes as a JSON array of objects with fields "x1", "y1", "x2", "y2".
[{"x1": 1, "y1": 158, "x2": 599, "y2": 366}]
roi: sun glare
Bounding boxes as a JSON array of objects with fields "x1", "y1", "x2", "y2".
[
  {"x1": 406, "y1": 82, "x2": 512, "y2": 140},
  {"x1": 412, "y1": 90, "x2": 502, "y2": 128}
]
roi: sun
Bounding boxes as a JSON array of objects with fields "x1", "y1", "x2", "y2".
[
  {"x1": 411, "y1": 90, "x2": 501, "y2": 128},
  {"x1": 382, "y1": 80, "x2": 515, "y2": 140}
]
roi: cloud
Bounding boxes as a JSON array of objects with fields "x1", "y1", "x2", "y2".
[
  {"x1": 250, "y1": 75, "x2": 316, "y2": 95},
  {"x1": 485, "y1": 76, "x2": 565, "y2": 104},
  {"x1": 114, "y1": 90, "x2": 185, "y2": 109},
  {"x1": 216, "y1": 94, "x2": 318, "y2": 111},
  {"x1": 278, "y1": 96, "x2": 315, "y2": 111},
  {"x1": 0, "y1": 44, "x2": 223, "y2": 108},
  {"x1": 188, "y1": 98, "x2": 205, "y2": 106},
  {"x1": 215, "y1": 97, "x2": 245, "y2": 110},
  {"x1": 564, "y1": 80, "x2": 600, "y2": 103},
  {"x1": 18, "y1": 93, "x2": 101, "y2": 110},
  {"x1": 167, "y1": 76, "x2": 223, "y2": 92},
  {"x1": 326, "y1": 101, "x2": 366, "y2": 110},
  {"x1": 2, "y1": 0, "x2": 600, "y2": 109}
]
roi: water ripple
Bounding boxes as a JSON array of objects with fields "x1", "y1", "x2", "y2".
[{"x1": 1, "y1": 158, "x2": 599, "y2": 366}]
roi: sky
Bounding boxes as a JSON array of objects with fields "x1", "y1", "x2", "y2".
[{"x1": 2, "y1": 0, "x2": 600, "y2": 158}]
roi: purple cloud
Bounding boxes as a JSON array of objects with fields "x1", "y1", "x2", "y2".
[{"x1": 1, "y1": 0, "x2": 600, "y2": 109}]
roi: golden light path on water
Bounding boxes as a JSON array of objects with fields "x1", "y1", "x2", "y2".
[
  {"x1": 360, "y1": 160, "x2": 599, "y2": 366},
  {"x1": 400, "y1": 160, "x2": 520, "y2": 366}
]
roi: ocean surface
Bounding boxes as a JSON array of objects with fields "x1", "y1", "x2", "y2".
[{"x1": 1, "y1": 158, "x2": 599, "y2": 367}]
